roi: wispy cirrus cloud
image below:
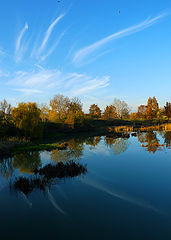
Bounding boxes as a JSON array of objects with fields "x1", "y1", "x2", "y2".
[
  {"x1": 14, "y1": 88, "x2": 42, "y2": 94},
  {"x1": 73, "y1": 12, "x2": 167, "y2": 65},
  {"x1": 69, "y1": 75, "x2": 109, "y2": 96},
  {"x1": 15, "y1": 23, "x2": 29, "y2": 62},
  {"x1": 41, "y1": 29, "x2": 67, "y2": 61},
  {"x1": 7, "y1": 68, "x2": 110, "y2": 98},
  {"x1": 39, "y1": 14, "x2": 65, "y2": 54}
]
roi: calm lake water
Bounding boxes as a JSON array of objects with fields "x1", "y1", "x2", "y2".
[{"x1": 0, "y1": 130, "x2": 171, "y2": 240}]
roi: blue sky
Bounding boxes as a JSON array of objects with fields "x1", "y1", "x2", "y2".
[{"x1": 0, "y1": 0, "x2": 171, "y2": 112}]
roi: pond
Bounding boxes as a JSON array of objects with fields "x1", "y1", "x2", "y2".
[{"x1": 0, "y1": 130, "x2": 171, "y2": 240}]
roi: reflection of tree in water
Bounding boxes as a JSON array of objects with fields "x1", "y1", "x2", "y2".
[
  {"x1": 13, "y1": 152, "x2": 41, "y2": 174},
  {"x1": 164, "y1": 131, "x2": 171, "y2": 149},
  {"x1": 105, "y1": 137, "x2": 130, "y2": 155},
  {"x1": 105, "y1": 136, "x2": 116, "y2": 147},
  {"x1": 137, "y1": 132, "x2": 146, "y2": 143},
  {"x1": 138, "y1": 131, "x2": 164, "y2": 153},
  {"x1": 51, "y1": 139, "x2": 84, "y2": 163},
  {"x1": 85, "y1": 136, "x2": 101, "y2": 149},
  {"x1": 0, "y1": 157, "x2": 14, "y2": 179}
]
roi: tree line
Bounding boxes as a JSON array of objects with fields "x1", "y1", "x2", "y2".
[{"x1": 0, "y1": 95, "x2": 171, "y2": 138}]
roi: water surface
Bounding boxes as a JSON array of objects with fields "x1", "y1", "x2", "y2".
[{"x1": 0, "y1": 130, "x2": 171, "y2": 240}]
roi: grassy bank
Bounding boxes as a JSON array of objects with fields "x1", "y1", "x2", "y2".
[{"x1": 0, "y1": 137, "x2": 68, "y2": 158}]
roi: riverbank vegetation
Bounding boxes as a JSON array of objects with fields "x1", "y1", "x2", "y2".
[{"x1": 0, "y1": 95, "x2": 170, "y2": 156}]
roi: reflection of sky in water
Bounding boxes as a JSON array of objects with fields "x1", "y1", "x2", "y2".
[{"x1": 0, "y1": 131, "x2": 171, "y2": 239}]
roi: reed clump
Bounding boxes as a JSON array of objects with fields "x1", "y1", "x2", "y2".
[{"x1": 11, "y1": 161, "x2": 87, "y2": 195}]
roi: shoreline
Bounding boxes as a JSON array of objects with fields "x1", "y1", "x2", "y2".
[{"x1": 0, "y1": 121, "x2": 170, "y2": 158}]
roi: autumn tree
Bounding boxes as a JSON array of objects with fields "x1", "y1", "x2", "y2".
[
  {"x1": 49, "y1": 94, "x2": 70, "y2": 122},
  {"x1": 145, "y1": 97, "x2": 159, "y2": 120},
  {"x1": 89, "y1": 104, "x2": 101, "y2": 118},
  {"x1": 164, "y1": 102, "x2": 171, "y2": 121},
  {"x1": 49, "y1": 95, "x2": 85, "y2": 128},
  {"x1": 113, "y1": 98, "x2": 129, "y2": 119},
  {"x1": 145, "y1": 97, "x2": 153, "y2": 119},
  {"x1": 68, "y1": 97, "x2": 83, "y2": 115},
  {"x1": 12, "y1": 102, "x2": 42, "y2": 137},
  {"x1": 152, "y1": 96, "x2": 159, "y2": 117},
  {"x1": 103, "y1": 105, "x2": 117, "y2": 120},
  {"x1": 137, "y1": 105, "x2": 146, "y2": 119},
  {"x1": 64, "y1": 97, "x2": 84, "y2": 128},
  {"x1": 129, "y1": 112, "x2": 138, "y2": 120}
]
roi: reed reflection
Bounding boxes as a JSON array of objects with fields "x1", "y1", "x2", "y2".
[{"x1": 11, "y1": 161, "x2": 87, "y2": 196}]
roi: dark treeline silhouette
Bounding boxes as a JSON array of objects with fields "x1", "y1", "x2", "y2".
[{"x1": 0, "y1": 95, "x2": 170, "y2": 139}]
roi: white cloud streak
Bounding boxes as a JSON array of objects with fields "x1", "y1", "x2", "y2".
[
  {"x1": 69, "y1": 75, "x2": 110, "y2": 96},
  {"x1": 8, "y1": 68, "x2": 110, "y2": 97},
  {"x1": 16, "y1": 23, "x2": 28, "y2": 52},
  {"x1": 39, "y1": 14, "x2": 65, "y2": 53},
  {"x1": 15, "y1": 23, "x2": 29, "y2": 62},
  {"x1": 41, "y1": 29, "x2": 67, "y2": 61},
  {"x1": 14, "y1": 88, "x2": 42, "y2": 94},
  {"x1": 73, "y1": 12, "x2": 167, "y2": 65}
]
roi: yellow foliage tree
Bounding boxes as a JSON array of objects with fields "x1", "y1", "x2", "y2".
[
  {"x1": 89, "y1": 104, "x2": 101, "y2": 118},
  {"x1": 103, "y1": 105, "x2": 117, "y2": 120},
  {"x1": 12, "y1": 102, "x2": 42, "y2": 137},
  {"x1": 145, "y1": 97, "x2": 159, "y2": 120}
]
